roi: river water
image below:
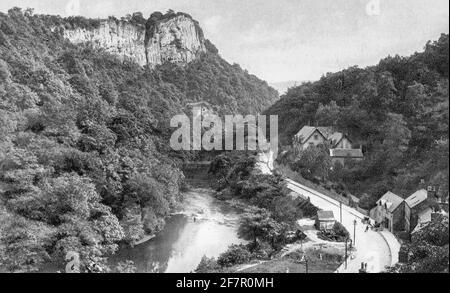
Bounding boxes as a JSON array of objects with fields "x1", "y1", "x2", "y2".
[{"x1": 111, "y1": 187, "x2": 245, "y2": 273}]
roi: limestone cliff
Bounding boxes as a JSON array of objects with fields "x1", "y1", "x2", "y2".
[{"x1": 61, "y1": 12, "x2": 207, "y2": 67}]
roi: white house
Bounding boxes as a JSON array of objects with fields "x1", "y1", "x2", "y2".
[{"x1": 293, "y1": 126, "x2": 363, "y2": 164}]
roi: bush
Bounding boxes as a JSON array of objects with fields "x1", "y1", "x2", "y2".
[
  {"x1": 195, "y1": 256, "x2": 221, "y2": 273},
  {"x1": 115, "y1": 260, "x2": 137, "y2": 273},
  {"x1": 318, "y1": 222, "x2": 350, "y2": 242},
  {"x1": 247, "y1": 241, "x2": 275, "y2": 259},
  {"x1": 217, "y1": 244, "x2": 252, "y2": 267}
]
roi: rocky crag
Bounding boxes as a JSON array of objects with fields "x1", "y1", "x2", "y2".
[{"x1": 61, "y1": 12, "x2": 207, "y2": 67}]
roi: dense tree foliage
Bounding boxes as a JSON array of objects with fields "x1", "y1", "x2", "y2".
[
  {"x1": 266, "y1": 34, "x2": 449, "y2": 206},
  {"x1": 387, "y1": 214, "x2": 449, "y2": 273},
  {"x1": 209, "y1": 152, "x2": 317, "y2": 258},
  {"x1": 0, "y1": 8, "x2": 277, "y2": 272}
]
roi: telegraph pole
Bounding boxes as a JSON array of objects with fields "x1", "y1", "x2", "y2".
[
  {"x1": 339, "y1": 202, "x2": 342, "y2": 223},
  {"x1": 344, "y1": 238, "x2": 348, "y2": 269},
  {"x1": 353, "y1": 219, "x2": 357, "y2": 246}
]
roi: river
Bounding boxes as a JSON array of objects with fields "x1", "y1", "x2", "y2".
[{"x1": 111, "y1": 187, "x2": 245, "y2": 273}]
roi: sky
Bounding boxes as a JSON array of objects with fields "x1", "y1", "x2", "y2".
[{"x1": 1, "y1": 0, "x2": 448, "y2": 83}]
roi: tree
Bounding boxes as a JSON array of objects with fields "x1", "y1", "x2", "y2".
[
  {"x1": 130, "y1": 12, "x2": 145, "y2": 25},
  {"x1": 315, "y1": 101, "x2": 341, "y2": 126},
  {"x1": 238, "y1": 207, "x2": 281, "y2": 246},
  {"x1": 0, "y1": 209, "x2": 54, "y2": 272},
  {"x1": 388, "y1": 214, "x2": 449, "y2": 273},
  {"x1": 0, "y1": 59, "x2": 11, "y2": 84},
  {"x1": 293, "y1": 144, "x2": 331, "y2": 180},
  {"x1": 381, "y1": 113, "x2": 411, "y2": 171},
  {"x1": 115, "y1": 260, "x2": 137, "y2": 273},
  {"x1": 195, "y1": 256, "x2": 221, "y2": 273},
  {"x1": 217, "y1": 244, "x2": 252, "y2": 267}
]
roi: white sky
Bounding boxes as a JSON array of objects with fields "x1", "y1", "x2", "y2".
[{"x1": 1, "y1": 0, "x2": 449, "y2": 82}]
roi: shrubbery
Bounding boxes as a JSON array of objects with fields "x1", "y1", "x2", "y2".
[
  {"x1": 317, "y1": 222, "x2": 350, "y2": 242},
  {"x1": 388, "y1": 214, "x2": 449, "y2": 273},
  {"x1": 217, "y1": 244, "x2": 252, "y2": 267}
]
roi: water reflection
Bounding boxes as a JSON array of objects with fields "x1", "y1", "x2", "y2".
[{"x1": 112, "y1": 188, "x2": 245, "y2": 273}]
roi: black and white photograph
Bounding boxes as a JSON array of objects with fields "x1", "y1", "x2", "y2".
[{"x1": 0, "y1": 0, "x2": 448, "y2": 280}]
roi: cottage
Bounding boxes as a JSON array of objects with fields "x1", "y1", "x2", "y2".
[
  {"x1": 293, "y1": 126, "x2": 363, "y2": 164},
  {"x1": 370, "y1": 191, "x2": 405, "y2": 233},
  {"x1": 404, "y1": 188, "x2": 440, "y2": 233},
  {"x1": 316, "y1": 210, "x2": 336, "y2": 231},
  {"x1": 293, "y1": 126, "x2": 328, "y2": 150}
]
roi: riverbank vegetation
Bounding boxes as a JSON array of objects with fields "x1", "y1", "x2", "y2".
[
  {"x1": 266, "y1": 34, "x2": 449, "y2": 211},
  {"x1": 0, "y1": 8, "x2": 277, "y2": 272},
  {"x1": 196, "y1": 152, "x2": 319, "y2": 272}
]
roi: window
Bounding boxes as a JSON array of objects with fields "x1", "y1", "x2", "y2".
[{"x1": 314, "y1": 134, "x2": 319, "y2": 140}]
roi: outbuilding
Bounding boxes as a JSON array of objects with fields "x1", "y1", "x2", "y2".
[{"x1": 316, "y1": 210, "x2": 336, "y2": 231}]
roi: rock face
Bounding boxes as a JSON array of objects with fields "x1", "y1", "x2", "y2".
[
  {"x1": 62, "y1": 13, "x2": 207, "y2": 67},
  {"x1": 63, "y1": 21, "x2": 147, "y2": 65}
]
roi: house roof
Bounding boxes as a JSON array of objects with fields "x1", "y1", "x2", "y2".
[
  {"x1": 405, "y1": 189, "x2": 428, "y2": 209},
  {"x1": 412, "y1": 207, "x2": 434, "y2": 234},
  {"x1": 329, "y1": 132, "x2": 343, "y2": 146},
  {"x1": 295, "y1": 126, "x2": 326, "y2": 144},
  {"x1": 317, "y1": 127, "x2": 334, "y2": 138},
  {"x1": 329, "y1": 148, "x2": 363, "y2": 158},
  {"x1": 295, "y1": 126, "x2": 355, "y2": 147},
  {"x1": 317, "y1": 210, "x2": 335, "y2": 221},
  {"x1": 329, "y1": 132, "x2": 352, "y2": 147},
  {"x1": 377, "y1": 191, "x2": 404, "y2": 213}
]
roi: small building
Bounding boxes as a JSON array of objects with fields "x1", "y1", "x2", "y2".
[
  {"x1": 404, "y1": 189, "x2": 428, "y2": 233},
  {"x1": 293, "y1": 126, "x2": 363, "y2": 164},
  {"x1": 405, "y1": 187, "x2": 440, "y2": 233},
  {"x1": 315, "y1": 210, "x2": 336, "y2": 231},
  {"x1": 370, "y1": 191, "x2": 405, "y2": 233},
  {"x1": 329, "y1": 148, "x2": 364, "y2": 165}
]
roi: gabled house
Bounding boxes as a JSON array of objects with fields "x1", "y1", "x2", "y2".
[
  {"x1": 293, "y1": 126, "x2": 363, "y2": 164},
  {"x1": 405, "y1": 187, "x2": 440, "y2": 233},
  {"x1": 370, "y1": 191, "x2": 405, "y2": 233},
  {"x1": 293, "y1": 126, "x2": 328, "y2": 150},
  {"x1": 371, "y1": 186, "x2": 441, "y2": 234}
]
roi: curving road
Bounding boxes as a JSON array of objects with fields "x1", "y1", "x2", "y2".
[{"x1": 285, "y1": 179, "x2": 400, "y2": 273}]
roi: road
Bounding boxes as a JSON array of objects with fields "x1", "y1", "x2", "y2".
[
  {"x1": 255, "y1": 151, "x2": 400, "y2": 273},
  {"x1": 285, "y1": 179, "x2": 399, "y2": 273}
]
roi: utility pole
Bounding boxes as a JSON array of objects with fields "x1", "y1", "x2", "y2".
[
  {"x1": 340, "y1": 202, "x2": 343, "y2": 223},
  {"x1": 353, "y1": 219, "x2": 357, "y2": 246},
  {"x1": 344, "y1": 238, "x2": 350, "y2": 270},
  {"x1": 300, "y1": 254, "x2": 309, "y2": 273}
]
